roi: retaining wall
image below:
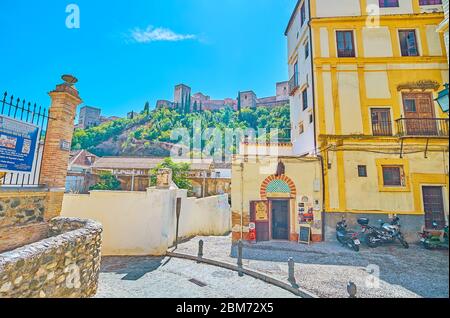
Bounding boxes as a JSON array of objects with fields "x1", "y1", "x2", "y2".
[{"x1": 0, "y1": 217, "x2": 102, "y2": 298}]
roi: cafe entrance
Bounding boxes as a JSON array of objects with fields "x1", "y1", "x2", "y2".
[{"x1": 270, "y1": 199, "x2": 290, "y2": 240}]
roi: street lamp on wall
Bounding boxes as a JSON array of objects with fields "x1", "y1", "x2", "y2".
[{"x1": 436, "y1": 83, "x2": 449, "y2": 114}]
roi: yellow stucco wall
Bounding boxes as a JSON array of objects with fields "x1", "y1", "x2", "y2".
[
  {"x1": 309, "y1": 9, "x2": 449, "y2": 222},
  {"x1": 326, "y1": 149, "x2": 449, "y2": 215},
  {"x1": 231, "y1": 156, "x2": 323, "y2": 240}
]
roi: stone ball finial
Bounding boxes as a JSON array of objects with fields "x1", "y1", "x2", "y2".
[{"x1": 61, "y1": 74, "x2": 78, "y2": 86}]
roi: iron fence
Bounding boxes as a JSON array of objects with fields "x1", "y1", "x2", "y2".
[
  {"x1": 371, "y1": 120, "x2": 393, "y2": 136},
  {"x1": 396, "y1": 118, "x2": 449, "y2": 138},
  {"x1": 288, "y1": 72, "x2": 299, "y2": 96},
  {"x1": 0, "y1": 91, "x2": 50, "y2": 187}
]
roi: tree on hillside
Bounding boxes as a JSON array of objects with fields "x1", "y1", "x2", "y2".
[
  {"x1": 149, "y1": 158, "x2": 193, "y2": 192},
  {"x1": 185, "y1": 93, "x2": 191, "y2": 114},
  {"x1": 90, "y1": 171, "x2": 121, "y2": 191},
  {"x1": 237, "y1": 92, "x2": 242, "y2": 119},
  {"x1": 143, "y1": 101, "x2": 150, "y2": 115}
]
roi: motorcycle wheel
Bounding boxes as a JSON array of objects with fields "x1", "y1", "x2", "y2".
[
  {"x1": 349, "y1": 242, "x2": 360, "y2": 252},
  {"x1": 336, "y1": 235, "x2": 345, "y2": 245},
  {"x1": 398, "y1": 235, "x2": 409, "y2": 249},
  {"x1": 366, "y1": 233, "x2": 379, "y2": 248},
  {"x1": 423, "y1": 241, "x2": 433, "y2": 250}
]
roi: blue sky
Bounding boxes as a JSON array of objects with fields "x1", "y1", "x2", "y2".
[{"x1": 0, "y1": 0, "x2": 296, "y2": 117}]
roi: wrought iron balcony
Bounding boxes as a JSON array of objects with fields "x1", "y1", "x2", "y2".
[
  {"x1": 288, "y1": 73, "x2": 299, "y2": 96},
  {"x1": 372, "y1": 120, "x2": 393, "y2": 136},
  {"x1": 396, "y1": 118, "x2": 449, "y2": 138}
]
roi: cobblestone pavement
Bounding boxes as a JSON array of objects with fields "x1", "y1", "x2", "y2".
[
  {"x1": 96, "y1": 256, "x2": 297, "y2": 298},
  {"x1": 173, "y1": 235, "x2": 449, "y2": 298}
]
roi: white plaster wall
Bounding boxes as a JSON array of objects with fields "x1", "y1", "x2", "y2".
[
  {"x1": 323, "y1": 71, "x2": 335, "y2": 135},
  {"x1": 366, "y1": 0, "x2": 413, "y2": 15},
  {"x1": 426, "y1": 25, "x2": 444, "y2": 56},
  {"x1": 61, "y1": 189, "x2": 231, "y2": 256},
  {"x1": 365, "y1": 72, "x2": 391, "y2": 99},
  {"x1": 287, "y1": 1, "x2": 316, "y2": 156},
  {"x1": 338, "y1": 72, "x2": 364, "y2": 135},
  {"x1": 320, "y1": 28, "x2": 329, "y2": 58},
  {"x1": 316, "y1": 0, "x2": 361, "y2": 17},
  {"x1": 362, "y1": 27, "x2": 393, "y2": 57}
]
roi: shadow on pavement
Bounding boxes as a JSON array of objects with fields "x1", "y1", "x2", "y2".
[{"x1": 100, "y1": 256, "x2": 166, "y2": 281}]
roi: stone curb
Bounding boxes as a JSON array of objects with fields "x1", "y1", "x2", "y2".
[
  {"x1": 166, "y1": 251, "x2": 318, "y2": 299},
  {"x1": 236, "y1": 242, "x2": 331, "y2": 255}
]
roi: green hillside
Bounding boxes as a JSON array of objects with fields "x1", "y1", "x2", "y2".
[{"x1": 72, "y1": 105, "x2": 291, "y2": 157}]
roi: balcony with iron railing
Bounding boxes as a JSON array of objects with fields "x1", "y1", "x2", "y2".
[
  {"x1": 396, "y1": 118, "x2": 449, "y2": 138},
  {"x1": 288, "y1": 72, "x2": 299, "y2": 96},
  {"x1": 372, "y1": 120, "x2": 393, "y2": 137}
]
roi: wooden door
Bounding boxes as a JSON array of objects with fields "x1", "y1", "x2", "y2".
[
  {"x1": 402, "y1": 93, "x2": 437, "y2": 136},
  {"x1": 422, "y1": 186, "x2": 446, "y2": 229},
  {"x1": 271, "y1": 200, "x2": 290, "y2": 240},
  {"x1": 250, "y1": 201, "x2": 269, "y2": 242}
]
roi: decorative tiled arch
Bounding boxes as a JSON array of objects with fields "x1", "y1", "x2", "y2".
[{"x1": 260, "y1": 175, "x2": 297, "y2": 200}]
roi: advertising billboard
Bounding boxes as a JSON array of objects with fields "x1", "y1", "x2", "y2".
[{"x1": 0, "y1": 115, "x2": 40, "y2": 173}]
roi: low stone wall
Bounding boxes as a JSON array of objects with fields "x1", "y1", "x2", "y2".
[
  {"x1": 61, "y1": 189, "x2": 231, "y2": 256},
  {"x1": 0, "y1": 217, "x2": 102, "y2": 298},
  {"x1": 0, "y1": 189, "x2": 65, "y2": 253}
]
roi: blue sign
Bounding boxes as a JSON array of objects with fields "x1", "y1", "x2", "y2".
[{"x1": 0, "y1": 115, "x2": 40, "y2": 173}]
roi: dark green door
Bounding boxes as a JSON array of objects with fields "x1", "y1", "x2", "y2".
[
  {"x1": 423, "y1": 186, "x2": 446, "y2": 229},
  {"x1": 271, "y1": 200, "x2": 289, "y2": 240}
]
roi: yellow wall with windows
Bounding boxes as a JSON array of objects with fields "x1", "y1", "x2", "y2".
[
  {"x1": 324, "y1": 150, "x2": 448, "y2": 215},
  {"x1": 309, "y1": 8, "x2": 448, "y2": 220}
]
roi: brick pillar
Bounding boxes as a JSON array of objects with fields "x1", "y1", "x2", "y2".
[{"x1": 39, "y1": 76, "x2": 82, "y2": 219}]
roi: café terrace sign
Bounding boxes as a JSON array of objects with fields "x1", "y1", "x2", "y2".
[{"x1": 397, "y1": 80, "x2": 441, "y2": 92}]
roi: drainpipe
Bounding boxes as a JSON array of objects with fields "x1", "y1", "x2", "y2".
[
  {"x1": 240, "y1": 162, "x2": 244, "y2": 240},
  {"x1": 317, "y1": 154, "x2": 327, "y2": 241},
  {"x1": 307, "y1": 0, "x2": 318, "y2": 155},
  {"x1": 308, "y1": 0, "x2": 324, "y2": 241}
]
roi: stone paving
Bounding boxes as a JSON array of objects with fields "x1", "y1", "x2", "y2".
[
  {"x1": 96, "y1": 256, "x2": 297, "y2": 298},
  {"x1": 173, "y1": 235, "x2": 449, "y2": 298}
]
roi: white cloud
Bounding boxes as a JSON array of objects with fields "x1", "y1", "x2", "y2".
[{"x1": 130, "y1": 25, "x2": 197, "y2": 43}]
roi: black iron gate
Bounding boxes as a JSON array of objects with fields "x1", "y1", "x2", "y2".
[{"x1": 0, "y1": 91, "x2": 50, "y2": 187}]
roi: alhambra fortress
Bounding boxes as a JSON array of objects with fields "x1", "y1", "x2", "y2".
[{"x1": 156, "y1": 81, "x2": 290, "y2": 112}]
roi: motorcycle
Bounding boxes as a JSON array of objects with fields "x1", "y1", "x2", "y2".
[
  {"x1": 336, "y1": 218, "x2": 361, "y2": 252},
  {"x1": 418, "y1": 221, "x2": 449, "y2": 250},
  {"x1": 358, "y1": 216, "x2": 409, "y2": 249}
]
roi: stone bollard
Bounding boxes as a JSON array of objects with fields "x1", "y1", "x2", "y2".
[
  {"x1": 288, "y1": 257, "x2": 299, "y2": 288},
  {"x1": 197, "y1": 240, "x2": 204, "y2": 263},
  {"x1": 347, "y1": 281, "x2": 357, "y2": 298},
  {"x1": 237, "y1": 240, "x2": 244, "y2": 277}
]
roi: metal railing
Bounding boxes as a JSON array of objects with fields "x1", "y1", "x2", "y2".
[
  {"x1": 396, "y1": 118, "x2": 449, "y2": 138},
  {"x1": 372, "y1": 120, "x2": 393, "y2": 136},
  {"x1": 288, "y1": 73, "x2": 299, "y2": 96},
  {"x1": 0, "y1": 91, "x2": 50, "y2": 187}
]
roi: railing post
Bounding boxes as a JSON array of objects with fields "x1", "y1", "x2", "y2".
[
  {"x1": 237, "y1": 240, "x2": 244, "y2": 277},
  {"x1": 347, "y1": 281, "x2": 357, "y2": 298},
  {"x1": 288, "y1": 257, "x2": 299, "y2": 288},
  {"x1": 197, "y1": 240, "x2": 204, "y2": 263}
]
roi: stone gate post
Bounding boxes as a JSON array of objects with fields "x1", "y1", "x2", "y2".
[{"x1": 39, "y1": 75, "x2": 82, "y2": 219}]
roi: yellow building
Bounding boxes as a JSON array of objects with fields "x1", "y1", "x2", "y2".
[
  {"x1": 231, "y1": 143, "x2": 324, "y2": 243},
  {"x1": 284, "y1": 0, "x2": 449, "y2": 240},
  {"x1": 231, "y1": 0, "x2": 449, "y2": 244}
]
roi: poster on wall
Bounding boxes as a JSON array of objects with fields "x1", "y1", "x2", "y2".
[
  {"x1": 0, "y1": 115, "x2": 40, "y2": 173},
  {"x1": 255, "y1": 201, "x2": 268, "y2": 221}
]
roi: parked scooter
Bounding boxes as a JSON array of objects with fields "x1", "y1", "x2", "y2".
[
  {"x1": 358, "y1": 216, "x2": 409, "y2": 249},
  {"x1": 418, "y1": 221, "x2": 449, "y2": 250},
  {"x1": 336, "y1": 218, "x2": 361, "y2": 252}
]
